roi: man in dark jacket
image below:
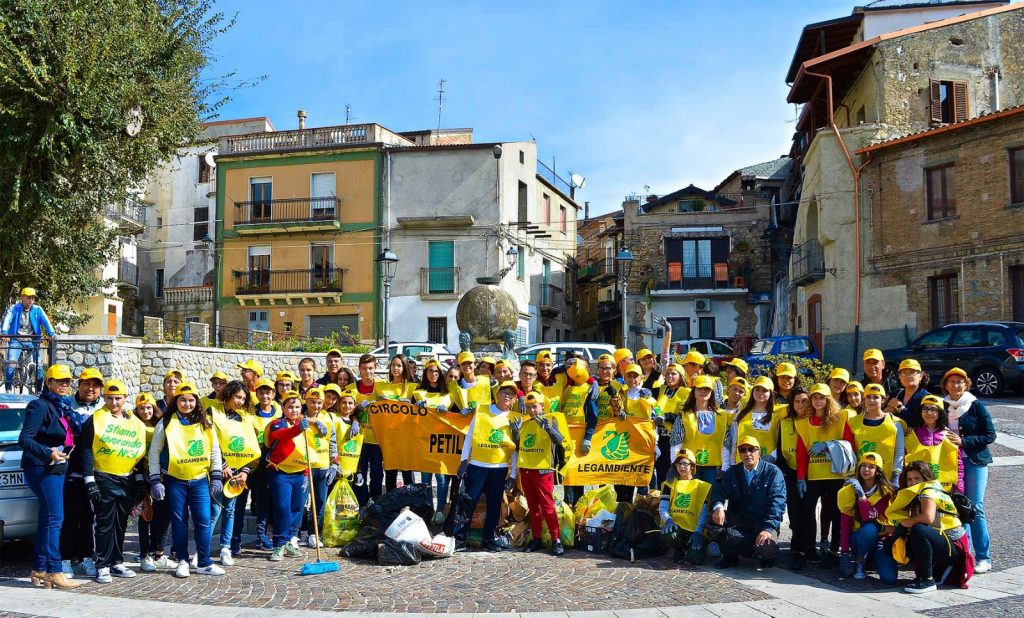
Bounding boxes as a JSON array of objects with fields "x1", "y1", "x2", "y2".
[{"x1": 710, "y1": 435, "x2": 786, "y2": 569}]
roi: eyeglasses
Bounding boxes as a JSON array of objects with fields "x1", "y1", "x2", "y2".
[
  {"x1": 921, "y1": 407, "x2": 941, "y2": 414},
  {"x1": 520, "y1": 372, "x2": 537, "y2": 378},
  {"x1": 738, "y1": 446, "x2": 759, "y2": 454},
  {"x1": 674, "y1": 460, "x2": 692, "y2": 467},
  {"x1": 496, "y1": 391, "x2": 517, "y2": 399}
]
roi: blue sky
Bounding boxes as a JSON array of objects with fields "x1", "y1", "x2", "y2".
[{"x1": 207, "y1": 0, "x2": 855, "y2": 215}]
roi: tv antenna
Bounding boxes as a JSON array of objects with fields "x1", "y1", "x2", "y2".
[
  {"x1": 436, "y1": 78, "x2": 446, "y2": 131},
  {"x1": 345, "y1": 103, "x2": 354, "y2": 125}
]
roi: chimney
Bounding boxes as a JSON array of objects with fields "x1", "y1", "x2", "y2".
[
  {"x1": 584, "y1": 201, "x2": 590, "y2": 220},
  {"x1": 297, "y1": 109, "x2": 307, "y2": 130}
]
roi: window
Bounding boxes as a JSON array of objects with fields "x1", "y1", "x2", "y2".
[
  {"x1": 664, "y1": 237, "x2": 729, "y2": 288},
  {"x1": 555, "y1": 329, "x2": 561, "y2": 342},
  {"x1": 427, "y1": 241, "x2": 455, "y2": 294},
  {"x1": 950, "y1": 329, "x2": 985, "y2": 348},
  {"x1": 916, "y1": 329, "x2": 953, "y2": 349},
  {"x1": 560, "y1": 205, "x2": 567, "y2": 234},
  {"x1": 929, "y1": 79, "x2": 968, "y2": 124},
  {"x1": 310, "y1": 244, "x2": 335, "y2": 288},
  {"x1": 519, "y1": 150, "x2": 525, "y2": 164},
  {"x1": 543, "y1": 194, "x2": 551, "y2": 224},
  {"x1": 198, "y1": 155, "x2": 213, "y2": 183},
  {"x1": 247, "y1": 246, "x2": 271, "y2": 290},
  {"x1": 156, "y1": 217, "x2": 163, "y2": 229},
  {"x1": 779, "y1": 338, "x2": 812, "y2": 355},
  {"x1": 698, "y1": 317, "x2": 715, "y2": 339},
  {"x1": 854, "y1": 105, "x2": 866, "y2": 125},
  {"x1": 193, "y1": 206, "x2": 209, "y2": 241},
  {"x1": 517, "y1": 245, "x2": 525, "y2": 280},
  {"x1": 709, "y1": 341, "x2": 732, "y2": 355},
  {"x1": 668, "y1": 318, "x2": 691, "y2": 340},
  {"x1": 542, "y1": 324, "x2": 550, "y2": 342},
  {"x1": 1010, "y1": 147, "x2": 1024, "y2": 205},
  {"x1": 154, "y1": 268, "x2": 164, "y2": 298},
  {"x1": 185, "y1": 315, "x2": 201, "y2": 323},
  {"x1": 929, "y1": 273, "x2": 960, "y2": 327},
  {"x1": 986, "y1": 329, "x2": 1007, "y2": 347},
  {"x1": 518, "y1": 181, "x2": 528, "y2": 226},
  {"x1": 926, "y1": 164, "x2": 956, "y2": 219},
  {"x1": 427, "y1": 317, "x2": 447, "y2": 344},
  {"x1": 248, "y1": 310, "x2": 269, "y2": 332},
  {"x1": 249, "y1": 177, "x2": 272, "y2": 220},
  {"x1": 310, "y1": 172, "x2": 336, "y2": 219}
]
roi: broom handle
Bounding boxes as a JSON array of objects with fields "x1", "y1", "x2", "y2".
[{"x1": 302, "y1": 426, "x2": 324, "y2": 564}]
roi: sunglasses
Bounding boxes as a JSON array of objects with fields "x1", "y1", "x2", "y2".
[{"x1": 738, "y1": 446, "x2": 759, "y2": 454}]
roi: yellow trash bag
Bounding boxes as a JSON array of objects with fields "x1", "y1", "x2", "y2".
[
  {"x1": 322, "y1": 478, "x2": 361, "y2": 547},
  {"x1": 573, "y1": 484, "x2": 618, "y2": 524},
  {"x1": 540, "y1": 501, "x2": 576, "y2": 548}
]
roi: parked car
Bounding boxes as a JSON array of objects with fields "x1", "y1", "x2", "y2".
[
  {"x1": 743, "y1": 336, "x2": 821, "y2": 373},
  {"x1": 670, "y1": 339, "x2": 733, "y2": 364},
  {"x1": 0, "y1": 394, "x2": 38, "y2": 542},
  {"x1": 517, "y1": 342, "x2": 616, "y2": 367},
  {"x1": 371, "y1": 342, "x2": 457, "y2": 365},
  {"x1": 884, "y1": 321, "x2": 1024, "y2": 397}
]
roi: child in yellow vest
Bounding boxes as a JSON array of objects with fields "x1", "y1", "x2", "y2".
[
  {"x1": 264, "y1": 391, "x2": 311, "y2": 561},
  {"x1": 725, "y1": 376, "x2": 783, "y2": 467},
  {"x1": 593, "y1": 354, "x2": 624, "y2": 420},
  {"x1": 453, "y1": 381, "x2": 519, "y2": 552},
  {"x1": 353, "y1": 353, "x2": 383, "y2": 505},
  {"x1": 80, "y1": 380, "x2": 148, "y2": 583},
  {"x1": 299, "y1": 388, "x2": 338, "y2": 548},
  {"x1": 774, "y1": 386, "x2": 812, "y2": 568},
  {"x1": 844, "y1": 381, "x2": 864, "y2": 416},
  {"x1": 514, "y1": 391, "x2": 569, "y2": 556},
  {"x1": 670, "y1": 375, "x2": 730, "y2": 491},
  {"x1": 837, "y1": 452, "x2": 898, "y2": 583},
  {"x1": 376, "y1": 355, "x2": 416, "y2": 492},
  {"x1": 241, "y1": 378, "x2": 280, "y2": 551},
  {"x1": 147, "y1": 382, "x2": 224, "y2": 578},
  {"x1": 210, "y1": 380, "x2": 261, "y2": 564},
  {"x1": 659, "y1": 449, "x2": 711, "y2": 565},
  {"x1": 905, "y1": 395, "x2": 963, "y2": 493},
  {"x1": 200, "y1": 370, "x2": 229, "y2": 411},
  {"x1": 654, "y1": 363, "x2": 691, "y2": 493},
  {"x1": 132, "y1": 392, "x2": 164, "y2": 573},
  {"x1": 850, "y1": 383, "x2": 905, "y2": 485},
  {"x1": 332, "y1": 390, "x2": 363, "y2": 486}
]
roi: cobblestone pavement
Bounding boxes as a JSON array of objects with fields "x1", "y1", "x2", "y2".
[{"x1": 927, "y1": 594, "x2": 1024, "y2": 617}]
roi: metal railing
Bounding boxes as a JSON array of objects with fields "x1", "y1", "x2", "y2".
[
  {"x1": 539, "y1": 282, "x2": 563, "y2": 315},
  {"x1": 223, "y1": 125, "x2": 370, "y2": 154},
  {"x1": 232, "y1": 266, "x2": 345, "y2": 295},
  {"x1": 0, "y1": 335, "x2": 56, "y2": 394},
  {"x1": 790, "y1": 239, "x2": 825, "y2": 286},
  {"x1": 420, "y1": 267, "x2": 460, "y2": 295},
  {"x1": 234, "y1": 196, "x2": 342, "y2": 225},
  {"x1": 654, "y1": 263, "x2": 751, "y2": 291},
  {"x1": 161, "y1": 286, "x2": 213, "y2": 306},
  {"x1": 538, "y1": 160, "x2": 573, "y2": 197},
  {"x1": 597, "y1": 300, "x2": 621, "y2": 321},
  {"x1": 117, "y1": 260, "x2": 139, "y2": 287},
  {"x1": 106, "y1": 199, "x2": 146, "y2": 229}
]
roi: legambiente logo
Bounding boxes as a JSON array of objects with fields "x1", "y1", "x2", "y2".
[
  {"x1": 673, "y1": 492, "x2": 692, "y2": 509},
  {"x1": 600, "y1": 430, "x2": 630, "y2": 461}
]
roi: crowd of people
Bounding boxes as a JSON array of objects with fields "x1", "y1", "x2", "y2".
[{"x1": 17, "y1": 330, "x2": 997, "y2": 596}]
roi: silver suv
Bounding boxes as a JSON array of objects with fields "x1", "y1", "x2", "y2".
[{"x1": 1, "y1": 394, "x2": 37, "y2": 541}]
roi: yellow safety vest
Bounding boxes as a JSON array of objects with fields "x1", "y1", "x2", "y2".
[
  {"x1": 252, "y1": 403, "x2": 282, "y2": 446},
  {"x1": 535, "y1": 375, "x2": 565, "y2": 414},
  {"x1": 849, "y1": 414, "x2": 900, "y2": 478},
  {"x1": 412, "y1": 388, "x2": 452, "y2": 408},
  {"x1": 91, "y1": 408, "x2": 147, "y2": 476},
  {"x1": 164, "y1": 417, "x2": 213, "y2": 481},
  {"x1": 469, "y1": 409, "x2": 515, "y2": 465},
  {"x1": 664, "y1": 478, "x2": 711, "y2": 532},
  {"x1": 334, "y1": 417, "x2": 364, "y2": 476},
  {"x1": 680, "y1": 410, "x2": 730, "y2": 468},
  {"x1": 655, "y1": 386, "x2": 691, "y2": 431},
  {"x1": 904, "y1": 430, "x2": 960, "y2": 491},
  {"x1": 303, "y1": 413, "x2": 332, "y2": 469},
  {"x1": 200, "y1": 395, "x2": 219, "y2": 412},
  {"x1": 212, "y1": 410, "x2": 261, "y2": 471},
  {"x1": 354, "y1": 380, "x2": 381, "y2": 445},
  {"x1": 734, "y1": 409, "x2": 783, "y2": 459},
  {"x1": 517, "y1": 412, "x2": 570, "y2": 470},
  {"x1": 560, "y1": 382, "x2": 592, "y2": 422},
  {"x1": 272, "y1": 423, "x2": 309, "y2": 474},
  {"x1": 450, "y1": 378, "x2": 494, "y2": 410},
  {"x1": 837, "y1": 484, "x2": 892, "y2": 530},
  {"x1": 795, "y1": 416, "x2": 849, "y2": 480},
  {"x1": 886, "y1": 481, "x2": 961, "y2": 532},
  {"x1": 778, "y1": 416, "x2": 800, "y2": 470},
  {"x1": 624, "y1": 392, "x2": 656, "y2": 419},
  {"x1": 595, "y1": 382, "x2": 622, "y2": 420}
]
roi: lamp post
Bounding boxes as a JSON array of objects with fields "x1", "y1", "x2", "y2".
[
  {"x1": 615, "y1": 246, "x2": 634, "y2": 349},
  {"x1": 376, "y1": 248, "x2": 399, "y2": 348},
  {"x1": 201, "y1": 234, "x2": 220, "y2": 347},
  {"x1": 499, "y1": 244, "x2": 518, "y2": 278}
]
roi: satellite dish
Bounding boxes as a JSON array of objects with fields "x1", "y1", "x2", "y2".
[
  {"x1": 570, "y1": 173, "x2": 586, "y2": 189},
  {"x1": 125, "y1": 106, "x2": 143, "y2": 137},
  {"x1": 204, "y1": 152, "x2": 217, "y2": 168}
]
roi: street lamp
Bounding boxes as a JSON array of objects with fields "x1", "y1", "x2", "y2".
[
  {"x1": 376, "y1": 248, "x2": 399, "y2": 348},
  {"x1": 615, "y1": 246, "x2": 634, "y2": 349},
  {"x1": 498, "y1": 244, "x2": 519, "y2": 278},
  {"x1": 202, "y1": 233, "x2": 220, "y2": 347}
]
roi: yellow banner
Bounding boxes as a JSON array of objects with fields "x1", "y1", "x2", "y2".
[
  {"x1": 368, "y1": 400, "x2": 471, "y2": 475},
  {"x1": 561, "y1": 418, "x2": 657, "y2": 487}
]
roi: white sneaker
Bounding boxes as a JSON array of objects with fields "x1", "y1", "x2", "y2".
[
  {"x1": 140, "y1": 556, "x2": 157, "y2": 572},
  {"x1": 95, "y1": 567, "x2": 112, "y2": 584},
  {"x1": 289, "y1": 536, "x2": 300, "y2": 550},
  {"x1": 174, "y1": 560, "x2": 190, "y2": 579},
  {"x1": 60, "y1": 560, "x2": 75, "y2": 578},
  {"x1": 110, "y1": 564, "x2": 136, "y2": 578},
  {"x1": 220, "y1": 548, "x2": 234, "y2": 566},
  {"x1": 196, "y1": 564, "x2": 225, "y2": 576},
  {"x1": 306, "y1": 536, "x2": 322, "y2": 548},
  {"x1": 77, "y1": 557, "x2": 98, "y2": 577},
  {"x1": 189, "y1": 554, "x2": 198, "y2": 568},
  {"x1": 154, "y1": 554, "x2": 174, "y2": 569},
  {"x1": 975, "y1": 559, "x2": 993, "y2": 573}
]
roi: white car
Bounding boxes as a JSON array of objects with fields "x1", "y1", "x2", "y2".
[
  {"x1": 670, "y1": 339, "x2": 733, "y2": 360},
  {"x1": 517, "y1": 342, "x2": 616, "y2": 366},
  {"x1": 372, "y1": 342, "x2": 457, "y2": 365}
]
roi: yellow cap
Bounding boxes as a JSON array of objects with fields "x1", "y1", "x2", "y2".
[
  {"x1": 846, "y1": 380, "x2": 864, "y2": 393},
  {"x1": 921, "y1": 394, "x2": 944, "y2": 409},
  {"x1": 457, "y1": 351, "x2": 476, "y2": 365},
  {"x1": 523, "y1": 391, "x2": 547, "y2": 406},
  {"x1": 210, "y1": 370, "x2": 229, "y2": 382},
  {"x1": 135, "y1": 392, "x2": 157, "y2": 408},
  {"x1": 254, "y1": 378, "x2": 276, "y2": 392},
  {"x1": 19, "y1": 287, "x2": 36, "y2": 297},
  {"x1": 775, "y1": 362, "x2": 797, "y2": 378},
  {"x1": 493, "y1": 359, "x2": 507, "y2": 368},
  {"x1": 326, "y1": 348, "x2": 343, "y2": 357},
  {"x1": 275, "y1": 370, "x2": 297, "y2": 383},
  {"x1": 899, "y1": 359, "x2": 922, "y2": 372},
  {"x1": 597, "y1": 353, "x2": 615, "y2": 365},
  {"x1": 304, "y1": 387, "x2": 324, "y2": 401},
  {"x1": 737, "y1": 435, "x2": 761, "y2": 450},
  {"x1": 174, "y1": 382, "x2": 199, "y2": 397},
  {"x1": 636, "y1": 348, "x2": 655, "y2": 360},
  {"x1": 681, "y1": 350, "x2": 706, "y2": 366},
  {"x1": 423, "y1": 358, "x2": 441, "y2": 369},
  {"x1": 751, "y1": 376, "x2": 775, "y2": 392},
  {"x1": 863, "y1": 383, "x2": 886, "y2": 398},
  {"x1": 45, "y1": 364, "x2": 73, "y2": 381},
  {"x1": 236, "y1": 359, "x2": 265, "y2": 377},
  {"x1": 479, "y1": 356, "x2": 497, "y2": 366},
  {"x1": 729, "y1": 376, "x2": 749, "y2": 390},
  {"x1": 942, "y1": 367, "x2": 969, "y2": 385},
  {"x1": 863, "y1": 349, "x2": 885, "y2": 362},
  {"x1": 613, "y1": 348, "x2": 633, "y2": 365},
  {"x1": 829, "y1": 368, "x2": 850, "y2": 383},
  {"x1": 692, "y1": 375, "x2": 714, "y2": 390},
  {"x1": 809, "y1": 383, "x2": 831, "y2": 398},
  {"x1": 281, "y1": 389, "x2": 301, "y2": 402},
  {"x1": 496, "y1": 380, "x2": 519, "y2": 393},
  {"x1": 722, "y1": 357, "x2": 749, "y2": 374},
  {"x1": 222, "y1": 478, "x2": 247, "y2": 499},
  {"x1": 102, "y1": 380, "x2": 128, "y2": 396},
  {"x1": 164, "y1": 369, "x2": 183, "y2": 381},
  {"x1": 79, "y1": 367, "x2": 104, "y2": 383},
  {"x1": 323, "y1": 384, "x2": 342, "y2": 398},
  {"x1": 674, "y1": 448, "x2": 698, "y2": 465},
  {"x1": 858, "y1": 451, "x2": 885, "y2": 469},
  {"x1": 624, "y1": 363, "x2": 643, "y2": 377},
  {"x1": 567, "y1": 359, "x2": 590, "y2": 384},
  {"x1": 535, "y1": 350, "x2": 554, "y2": 362}
]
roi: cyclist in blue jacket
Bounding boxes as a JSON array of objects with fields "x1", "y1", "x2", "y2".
[{"x1": 2, "y1": 287, "x2": 56, "y2": 391}]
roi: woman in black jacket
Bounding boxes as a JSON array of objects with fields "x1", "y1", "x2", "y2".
[
  {"x1": 942, "y1": 367, "x2": 996, "y2": 573},
  {"x1": 17, "y1": 365, "x2": 81, "y2": 589}
]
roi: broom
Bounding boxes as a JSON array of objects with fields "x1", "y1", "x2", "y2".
[{"x1": 300, "y1": 427, "x2": 340, "y2": 575}]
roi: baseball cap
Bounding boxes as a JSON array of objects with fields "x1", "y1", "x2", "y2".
[
  {"x1": 674, "y1": 448, "x2": 698, "y2": 465},
  {"x1": 751, "y1": 376, "x2": 775, "y2": 392},
  {"x1": 722, "y1": 357, "x2": 749, "y2": 374},
  {"x1": 20, "y1": 287, "x2": 36, "y2": 297},
  {"x1": 636, "y1": 348, "x2": 655, "y2": 360},
  {"x1": 775, "y1": 362, "x2": 797, "y2": 378},
  {"x1": 899, "y1": 359, "x2": 922, "y2": 372},
  {"x1": 829, "y1": 368, "x2": 850, "y2": 383},
  {"x1": 613, "y1": 348, "x2": 633, "y2": 365},
  {"x1": 692, "y1": 375, "x2": 714, "y2": 390},
  {"x1": 681, "y1": 350, "x2": 706, "y2": 366},
  {"x1": 210, "y1": 370, "x2": 229, "y2": 382},
  {"x1": 535, "y1": 350, "x2": 554, "y2": 363},
  {"x1": 135, "y1": 392, "x2": 157, "y2": 407},
  {"x1": 164, "y1": 369, "x2": 183, "y2": 381},
  {"x1": 496, "y1": 380, "x2": 519, "y2": 393},
  {"x1": 846, "y1": 380, "x2": 864, "y2": 393},
  {"x1": 305, "y1": 387, "x2": 324, "y2": 401},
  {"x1": 102, "y1": 380, "x2": 127, "y2": 396},
  {"x1": 921, "y1": 394, "x2": 944, "y2": 409},
  {"x1": 863, "y1": 383, "x2": 886, "y2": 398},
  {"x1": 737, "y1": 435, "x2": 761, "y2": 450},
  {"x1": 524, "y1": 391, "x2": 547, "y2": 406},
  {"x1": 236, "y1": 359, "x2": 265, "y2": 377},
  {"x1": 624, "y1": 363, "x2": 643, "y2": 377},
  {"x1": 858, "y1": 451, "x2": 885, "y2": 469},
  {"x1": 863, "y1": 349, "x2": 885, "y2": 362},
  {"x1": 809, "y1": 383, "x2": 831, "y2": 397},
  {"x1": 174, "y1": 382, "x2": 199, "y2": 397},
  {"x1": 457, "y1": 351, "x2": 476, "y2": 365},
  {"x1": 254, "y1": 378, "x2": 276, "y2": 392},
  {"x1": 79, "y1": 367, "x2": 104, "y2": 383},
  {"x1": 45, "y1": 364, "x2": 73, "y2": 381}
]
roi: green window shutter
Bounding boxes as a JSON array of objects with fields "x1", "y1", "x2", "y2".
[{"x1": 428, "y1": 241, "x2": 455, "y2": 293}]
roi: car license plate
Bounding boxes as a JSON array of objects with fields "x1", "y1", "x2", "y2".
[{"x1": 0, "y1": 470, "x2": 26, "y2": 488}]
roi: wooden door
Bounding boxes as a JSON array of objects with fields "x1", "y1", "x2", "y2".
[{"x1": 807, "y1": 294, "x2": 822, "y2": 356}]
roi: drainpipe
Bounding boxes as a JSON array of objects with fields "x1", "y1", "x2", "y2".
[{"x1": 805, "y1": 70, "x2": 873, "y2": 369}]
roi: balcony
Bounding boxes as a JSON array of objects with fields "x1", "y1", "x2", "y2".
[
  {"x1": 161, "y1": 285, "x2": 213, "y2": 307},
  {"x1": 420, "y1": 267, "x2": 460, "y2": 298},
  {"x1": 539, "y1": 282, "x2": 563, "y2": 318},
  {"x1": 653, "y1": 262, "x2": 751, "y2": 293},
  {"x1": 232, "y1": 266, "x2": 346, "y2": 305},
  {"x1": 790, "y1": 239, "x2": 825, "y2": 286},
  {"x1": 223, "y1": 125, "x2": 370, "y2": 155},
  {"x1": 598, "y1": 300, "x2": 621, "y2": 322},
  {"x1": 117, "y1": 260, "x2": 139, "y2": 288},
  {"x1": 107, "y1": 199, "x2": 146, "y2": 233},
  {"x1": 233, "y1": 197, "x2": 343, "y2": 234}
]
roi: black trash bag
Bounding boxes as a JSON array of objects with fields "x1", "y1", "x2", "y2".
[
  {"x1": 338, "y1": 484, "x2": 435, "y2": 560},
  {"x1": 444, "y1": 477, "x2": 471, "y2": 537},
  {"x1": 609, "y1": 506, "x2": 667, "y2": 560},
  {"x1": 377, "y1": 538, "x2": 422, "y2": 566}
]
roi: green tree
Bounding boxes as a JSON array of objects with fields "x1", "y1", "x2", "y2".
[{"x1": 0, "y1": 0, "x2": 234, "y2": 328}]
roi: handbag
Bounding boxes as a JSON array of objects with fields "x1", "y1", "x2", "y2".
[{"x1": 948, "y1": 490, "x2": 977, "y2": 524}]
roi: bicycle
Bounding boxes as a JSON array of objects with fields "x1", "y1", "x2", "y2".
[{"x1": 11, "y1": 346, "x2": 37, "y2": 394}]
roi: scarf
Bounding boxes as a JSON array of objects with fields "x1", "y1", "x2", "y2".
[
  {"x1": 41, "y1": 388, "x2": 79, "y2": 432},
  {"x1": 943, "y1": 392, "x2": 976, "y2": 424}
]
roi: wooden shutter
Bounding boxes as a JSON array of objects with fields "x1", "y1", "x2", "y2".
[
  {"x1": 952, "y1": 81, "x2": 968, "y2": 122},
  {"x1": 929, "y1": 80, "x2": 943, "y2": 124}
]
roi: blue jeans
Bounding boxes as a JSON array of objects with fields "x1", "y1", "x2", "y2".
[
  {"x1": 210, "y1": 494, "x2": 236, "y2": 550},
  {"x1": 301, "y1": 468, "x2": 328, "y2": 536},
  {"x1": 5, "y1": 338, "x2": 42, "y2": 390},
  {"x1": 454, "y1": 464, "x2": 507, "y2": 543},
  {"x1": 232, "y1": 467, "x2": 271, "y2": 550},
  {"x1": 268, "y1": 470, "x2": 306, "y2": 548},
  {"x1": 24, "y1": 464, "x2": 64, "y2": 572},
  {"x1": 422, "y1": 473, "x2": 451, "y2": 512},
  {"x1": 963, "y1": 460, "x2": 990, "y2": 561},
  {"x1": 850, "y1": 523, "x2": 898, "y2": 584},
  {"x1": 355, "y1": 443, "x2": 384, "y2": 506},
  {"x1": 166, "y1": 476, "x2": 213, "y2": 567}
]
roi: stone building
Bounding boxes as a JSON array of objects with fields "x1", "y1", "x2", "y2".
[
  {"x1": 857, "y1": 106, "x2": 1024, "y2": 332},
  {"x1": 575, "y1": 209, "x2": 624, "y2": 344}
]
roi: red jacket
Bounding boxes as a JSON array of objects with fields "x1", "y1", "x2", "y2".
[{"x1": 266, "y1": 418, "x2": 307, "y2": 473}]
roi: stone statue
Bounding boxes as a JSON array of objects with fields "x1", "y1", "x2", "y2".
[
  {"x1": 458, "y1": 331, "x2": 472, "y2": 353},
  {"x1": 455, "y1": 285, "x2": 519, "y2": 354}
]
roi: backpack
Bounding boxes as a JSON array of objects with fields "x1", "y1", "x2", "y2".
[{"x1": 949, "y1": 490, "x2": 977, "y2": 524}]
